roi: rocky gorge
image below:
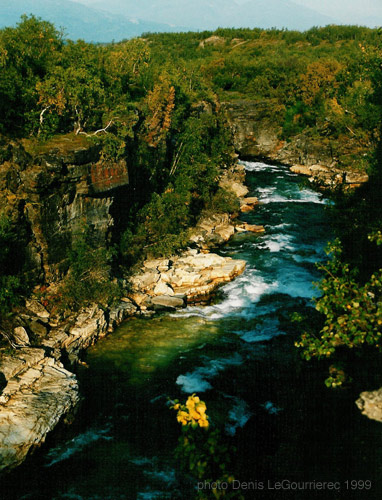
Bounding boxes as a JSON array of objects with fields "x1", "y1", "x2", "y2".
[
  {"x1": 0, "y1": 136, "x2": 263, "y2": 471},
  {"x1": 0, "y1": 102, "x2": 381, "y2": 476}
]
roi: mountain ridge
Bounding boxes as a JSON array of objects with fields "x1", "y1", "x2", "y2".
[
  {"x1": 75, "y1": 0, "x2": 337, "y2": 31},
  {"x1": 0, "y1": 0, "x2": 178, "y2": 42},
  {"x1": 0, "y1": 0, "x2": 349, "y2": 43}
]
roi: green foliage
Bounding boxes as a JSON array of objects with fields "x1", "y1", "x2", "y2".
[
  {"x1": 120, "y1": 110, "x2": 234, "y2": 264},
  {"x1": 208, "y1": 188, "x2": 240, "y2": 215},
  {"x1": 60, "y1": 227, "x2": 121, "y2": 309},
  {"x1": 0, "y1": 15, "x2": 63, "y2": 135},
  {"x1": 170, "y1": 395, "x2": 243, "y2": 499},
  {"x1": 0, "y1": 275, "x2": 22, "y2": 317},
  {"x1": 295, "y1": 240, "x2": 382, "y2": 386},
  {"x1": 282, "y1": 100, "x2": 315, "y2": 138},
  {"x1": 0, "y1": 214, "x2": 27, "y2": 316}
]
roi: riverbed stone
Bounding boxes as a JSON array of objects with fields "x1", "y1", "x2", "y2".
[
  {"x1": 153, "y1": 281, "x2": 174, "y2": 296},
  {"x1": 128, "y1": 250, "x2": 246, "y2": 304},
  {"x1": 108, "y1": 300, "x2": 138, "y2": 330},
  {"x1": 28, "y1": 320, "x2": 49, "y2": 339},
  {"x1": 235, "y1": 222, "x2": 265, "y2": 233}
]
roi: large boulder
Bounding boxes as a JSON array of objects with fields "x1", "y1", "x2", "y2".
[
  {"x1": 0, "y1": 357, "x2": 79, "y2": 472},
  {"x1": 356, "y1": 388, "x2": 382, "y2": 423}
]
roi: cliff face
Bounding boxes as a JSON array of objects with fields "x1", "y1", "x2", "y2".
[
  {"x1": 222, "y1": 100, "x2": 369, "y2": 187},
  {"x1": 222, "y1": 100, "x2": 335, "y2": 166},
  {"x1": 0, "y1": 135, "x2": 130, "y2": 282}
]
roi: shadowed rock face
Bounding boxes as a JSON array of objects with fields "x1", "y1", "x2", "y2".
[
  {"x1": 0, "y1": 297, "x2": 138, "y2": 472},
  {"x1": 222, "y1": 100, "x2": 337, "y2": 166},
  {"x1": 222, "y1": 100, "x2": 369, "y2": 187},
  {"x1": 0, "y1": 137, "x2": 130, "y2": 282}
]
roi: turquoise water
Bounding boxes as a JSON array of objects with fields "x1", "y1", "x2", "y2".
[{"x1": 2, "y1": 162, "x2": 382, "y2": 500}]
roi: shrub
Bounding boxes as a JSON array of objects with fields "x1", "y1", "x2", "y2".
[{"x1": 60, "y1": 227, "x2": 121, "y2": 309}]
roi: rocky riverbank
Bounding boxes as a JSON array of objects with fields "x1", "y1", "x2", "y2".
[
  {"x1": 290, "y1": 164, "x2": 369, "y2": 189},
  {"x1": 223, "y1": 100, "x2": 369, "y2": 189},
  {"x1": 0, "y1": 163, "x2": 259, "y2": 472}
]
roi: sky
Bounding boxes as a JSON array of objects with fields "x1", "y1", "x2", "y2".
[
  {"x1": 292, "y1": 0, "x2": 382, "y2": 22},
  {"x1": 79, "y1": 0, "x2": 381, "y2": 16}
]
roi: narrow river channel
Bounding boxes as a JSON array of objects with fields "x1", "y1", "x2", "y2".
[{"x1": 2, "y1": 161, "x2": 382, "y2": 500}]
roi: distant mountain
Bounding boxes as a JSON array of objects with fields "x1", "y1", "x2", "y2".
[
  {"x1": 293, "y1": 0, "x2": 382, "y2": 27},
  {"x1": 0, "y1": 0, "x2": 340, "y2": 44},
  {"x1": 75, "y1": 0, "x2": 337, "y2": 31},
  {"x1": 0, "y1": 0, "x2": 178, "y2": 42}
]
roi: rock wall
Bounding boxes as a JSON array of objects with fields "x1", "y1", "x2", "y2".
[
  {"x1": 356, "y1": 388, "x2": 382, "y2": 424},
  {"x1": 0, "y1": 136, "x2": 129, "y2": 282},
  {"x1": 222, "y1": 100, "x2": 369, "y2": 188}
]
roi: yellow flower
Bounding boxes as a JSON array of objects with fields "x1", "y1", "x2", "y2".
[
  {"x1": 199, "y1": 418, "x2": 209, "y2": 428},
  {"x1": 196, "y1": 403, "x2": 206, "y2": 415},
  {"x1": 176, "y1": 410, "x2": 191, "y2": 426},
  {"x1": 179, "y1": 410, "x2": 190, "y2": 420},
  {"x1": 172, "y1": 394, "x2": 209, "y2": 428},
  {"x1": 186, "y1": 394, "x2": 200, "y2": 409},
  {"x1": 190, "y1": 410, "x2": 201, "y2": 420}
]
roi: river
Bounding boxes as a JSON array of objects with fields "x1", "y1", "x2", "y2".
[{"x1": 2, "y1": 161, "x2": 382, "y2": 500}]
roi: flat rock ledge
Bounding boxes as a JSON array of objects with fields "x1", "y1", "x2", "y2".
[
  {"x1": 290, "y1": 164, "x2": 369, "y2": 188},
  {"x1": 356, "y1": 388, "x2": 382, "y2": 423},
  {"x1": 129, "y1": 250, "x2": 247, "y2": 308}
]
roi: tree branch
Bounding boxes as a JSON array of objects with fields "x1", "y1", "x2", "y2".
[{"x1": 78, "y1": 120, "x2": 114, "y2": 137}]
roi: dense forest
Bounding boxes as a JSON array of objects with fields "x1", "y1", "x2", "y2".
[{"x1": 0, "y1": 16, "x2": 382, "y2": 387}]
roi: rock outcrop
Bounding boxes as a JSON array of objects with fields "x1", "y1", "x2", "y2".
[
  {"x1": 356, "y1": 388, "x2": 382, "y2": 423},
  {"x1": 129, "y1": 250, "x2": 246, "y2": 307},
  {"x1": 0, "y1": 135, "x2": 130, "y2": 282},
  {"x1": 0, "y1": 355, "x2": 79, "y2": 472},
  {"x1": 0, "y1": 296, "x2": 138, "y2": 472},
  {"x1": 290, "y1": 164, "x2": 369, "y2": 188},
  {"x1": 222, "y1": 100, "x2": 369, "y2": 188}
]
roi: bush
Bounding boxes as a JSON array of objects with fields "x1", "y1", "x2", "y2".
[
  {"x1": 295, "y1": 239, "x2": 382, "y2": 386},
  {"x1": 209, "y1": 187, "x2": 240, "y2": 214},
  {"x1": 60, "y1": 227, "x2": 121, "y2": 309},
  {"x1": 0, "y1": 214, "x2": 27, "y2": 316}
]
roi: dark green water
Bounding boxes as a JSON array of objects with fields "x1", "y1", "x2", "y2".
[{"x1": 2, "y1": 162, "x2": 382, "y2": 500}]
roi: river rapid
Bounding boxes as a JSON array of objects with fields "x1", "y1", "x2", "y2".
[{"x1": 2, "y1": 161, "x2": 382, "y2": 500}]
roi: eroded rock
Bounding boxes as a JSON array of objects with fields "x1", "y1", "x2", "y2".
[
  {"x1": 25, "y1": 300, "x2": 50, "y2": 319},
  {"x1": 356, "y1": 388, "x2": 382, "y2": 423},
  {"x1": 151, "y1": 295, "x2": 185, "y2": 311},
  {"x1": 0, "y1": 358, "x2": 79, "y2": 472},
  {"x1": 13, "y1": 327, "x2": 29, "y2": 346},
  {"x1": 129, "y1": 251, "x2": 246, "y2": 304},
  {"x1": 290, "y1": 164, "x2": 369, "y2": 188}
]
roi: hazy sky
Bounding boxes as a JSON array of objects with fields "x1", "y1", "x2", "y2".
[
  {"x1": 293, "y1": 0, "x2": 382, "y2": 18},
  {"x1": 78, "y1": 0, "x2": 382, "y2": 19},
  {"x1": 76, "y1": 0, "x2": 382, "y2": 26}
]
